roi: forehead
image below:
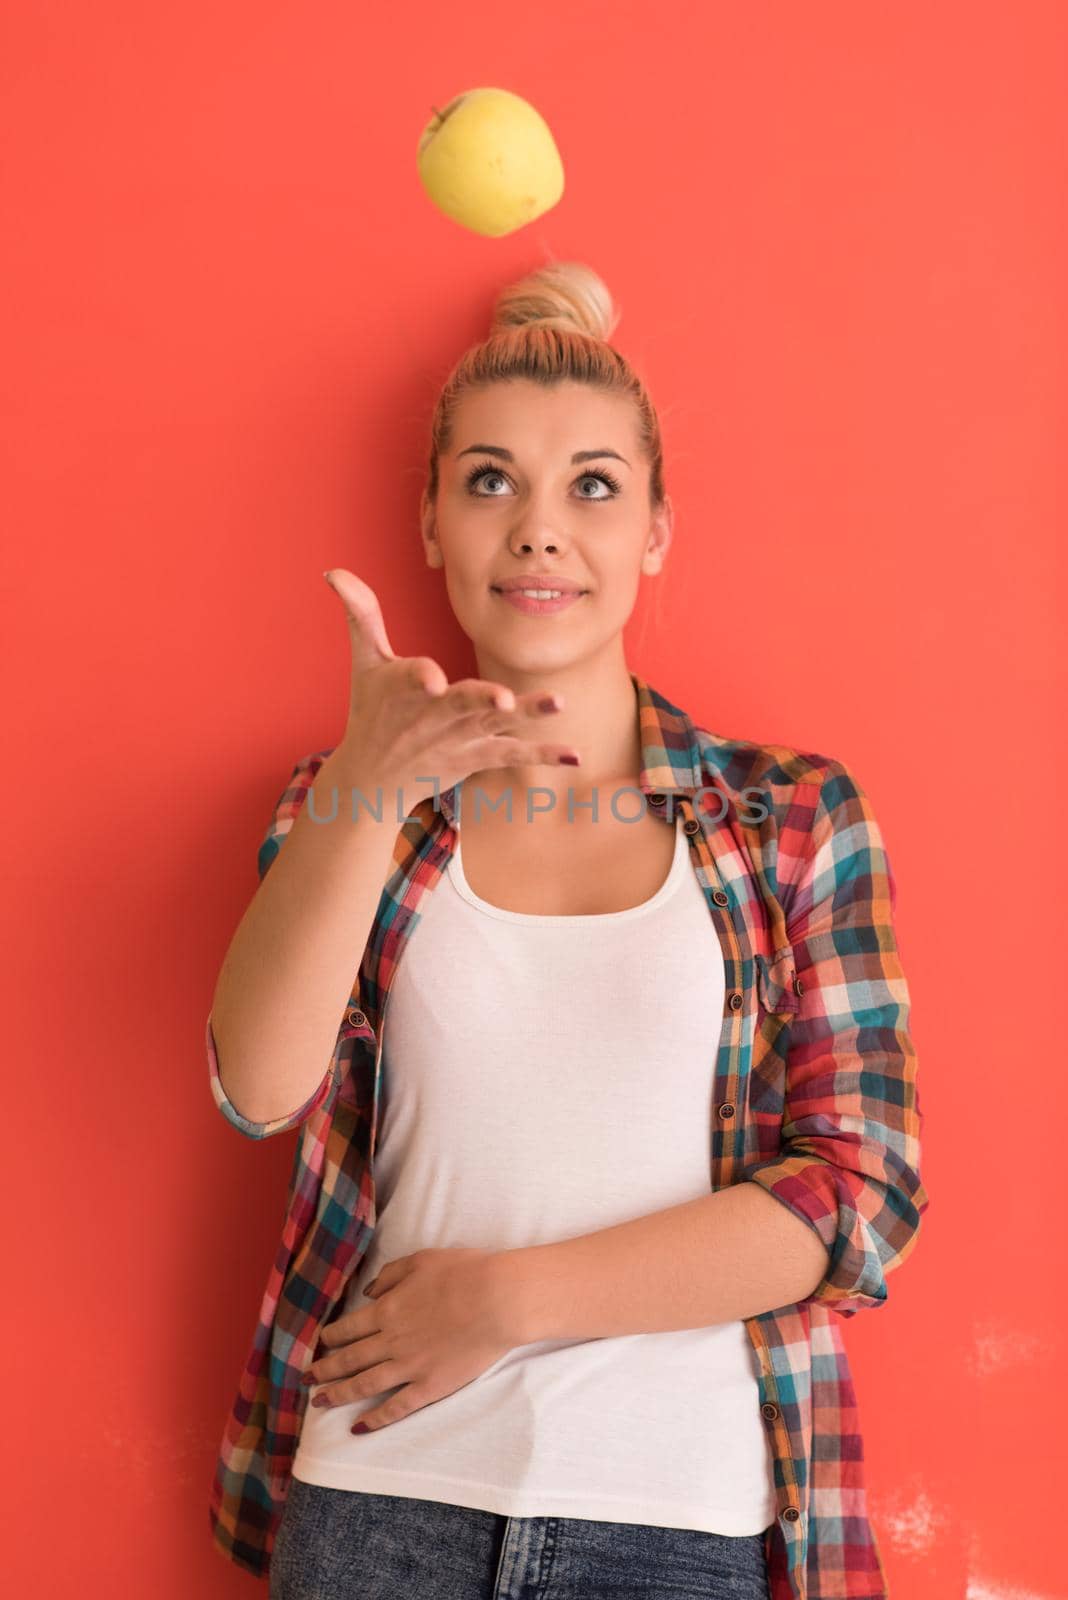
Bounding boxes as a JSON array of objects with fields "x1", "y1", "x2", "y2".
[{"x1": 449, "y1": 379, "x2": 638, "y2": 455}]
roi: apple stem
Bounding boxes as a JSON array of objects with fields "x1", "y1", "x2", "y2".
[{"x1": 430, "y1": 104, "x2": 445, "y2": 125}]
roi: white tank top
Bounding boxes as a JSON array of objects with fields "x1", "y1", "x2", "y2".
[{"x1": 292, "y1": 812, "x2": 778, "y2": 1535}]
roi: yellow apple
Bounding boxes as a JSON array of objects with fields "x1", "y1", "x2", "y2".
[{"x1": 416, "y1": 87, "x2": 565, "y2": 238}]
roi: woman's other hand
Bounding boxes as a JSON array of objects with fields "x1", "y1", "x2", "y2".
[{"x1": 300, "y1": 1245, "x2": 525, "y2": 1433}]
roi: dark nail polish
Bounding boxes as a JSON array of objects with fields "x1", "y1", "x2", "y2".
[{"x1": 559, "y1": 754, "x2": 579, "y2": 765}]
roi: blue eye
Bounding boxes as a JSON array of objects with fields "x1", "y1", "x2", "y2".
[{"x1": 462, "y1": 460, "x2": 623, "y2": 497}]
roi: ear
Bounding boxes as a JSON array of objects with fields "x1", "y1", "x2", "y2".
[
  {"x1": 642, "y1": 494, "x2": 674, "y2": 576},
  {"x1": 420, "y1": 486, "x2": 444, "y2": 570}
]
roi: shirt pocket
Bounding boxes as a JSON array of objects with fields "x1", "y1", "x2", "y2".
[{"x1": 755, "y1": 944, "x2": 802, "y2": 1017}]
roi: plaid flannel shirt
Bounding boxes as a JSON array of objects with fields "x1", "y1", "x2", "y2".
[{"x1": 206, "y1": 671, "x2": 929, "y2": 1600}]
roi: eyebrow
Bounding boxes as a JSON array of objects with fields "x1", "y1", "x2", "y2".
[{"x1": 456, "y1": 444, "x2": 631, "y2": 468}]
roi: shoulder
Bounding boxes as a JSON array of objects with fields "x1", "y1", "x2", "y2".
[
  {"x1": 639, "y1": 675, "x2": 873, "y2": 836},
  {"x1": 687, "y1": 711, "x2": 884, "y2": 881},
  {"x1": 686, "y1": 714, "x2": 892, "y2": 913},
  {"x1": 689, "y1": 714, "x2": 864, "y2": 822}
]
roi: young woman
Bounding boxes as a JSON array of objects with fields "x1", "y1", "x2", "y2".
[{"x1": 206, "y1": 261, "x2": 928, "y2": 1600}]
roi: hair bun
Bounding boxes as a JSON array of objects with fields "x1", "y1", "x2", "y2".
[{"x1": 490, "y1": 260, "x2": 620, "y2": 343}]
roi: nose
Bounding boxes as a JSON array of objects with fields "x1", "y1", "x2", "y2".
[{"x1": 512, "y1": 531, "x2": 564, "y2": 555}]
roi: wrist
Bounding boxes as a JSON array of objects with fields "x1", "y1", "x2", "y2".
[
  {"x1": 488, "y1": 1245, "x2": 549, "y2": 1347},
  {"x1": 322, "y1": 748, "x2": 410, "y2": 815}
]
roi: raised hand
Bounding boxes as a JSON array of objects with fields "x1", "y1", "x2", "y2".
[{"x1": 322, "y1": 568, "x2": 581, "y2": 812}]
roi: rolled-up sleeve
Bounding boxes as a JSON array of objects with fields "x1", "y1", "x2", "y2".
[
  {"x1": 208, "y1": 752, "x2": 347, "y2": 1140},
  {"x1": 741, "y1": 758, "x2": 930, "y2": 1318},
  {"x1": 206, "y1": 1011, "x2": 341, "y2": 1139}
]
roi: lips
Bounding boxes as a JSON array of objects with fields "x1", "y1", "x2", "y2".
[
  {"x1": 491, "y1": 577, "x2": 588, "y2": 595},
  {"x1": 491, "y1": 583, "x2": 588, "y2": 617}
]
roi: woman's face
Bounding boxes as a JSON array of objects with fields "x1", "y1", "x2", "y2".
[{"x1": 420, "y1": 378, "x2": 672, "y2": 682}]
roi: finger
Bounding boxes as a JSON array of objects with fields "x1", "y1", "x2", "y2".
[
  {"x1": 481, "y1": 687, "x2": 568, "y2": 720},
  {"x1": 323, "y1": 569, "x2": 397, "y2": 672},
  {"x1": 312, "y1": 1357, "x2": 407, "y2": 1407},
  {"x1": 350, "y1": 1385, "x2": 426, "y2": 1432},
  {"x1": 306, "y1": 1318, "x2": 377, "y2": 1369},
  {"x1": 400, "y1": 655, "x2": 450, "y2": 699},
  {"x1": 468, "y1": 735, "x2": 581, "y2": 770},
  {"x1": 523, "y1": 689, "x2": 563, "y2": 716},
  {"x1": 316, "y1": 1309, "x2": 360, "y2": 1348},
  {"x1": 473, "y1": 688, "x2": 569, "y2": 739},
  {"x1": 310, "y1": 1310, "x2": 367, "y2": 1366},
  {"x1": 435, "y1": 677, "x2": 521, "y2": 718},
  {"x1": 440, "y1": 680, "x2": 564, "y2": 723},
  {"x1": 305, "y1": 1332, "x2": 388, "y2": 1387}
]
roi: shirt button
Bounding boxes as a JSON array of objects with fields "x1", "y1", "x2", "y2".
[
  {"x1": 782, "y1": 1507, "x2": 801, "y2": 1522},
  {"x1": 717, "y1": 1102, "x2": 735, "y2": 1120},
  {"x1": 647, "y1": 792, "x2": 667, "y2": 806},
  {"x1": 793, "y1": 977, "x2": 804, "y2": 996},
  {"x1": 345, "y1": 1007, "x2": 366, "y2": 1028},
  {"x1": 682, "y1": 818, "x2": 700, "y2": 835},
  {"x1": 761, "y1": 1402, "x2": 780, "y2": 1421},
  {"x1": 727, "y1": 991, "x2": 743, "y2": 1011},
  {"x1": 712, "y1": 888, "x2": 729, "y2": 907}
]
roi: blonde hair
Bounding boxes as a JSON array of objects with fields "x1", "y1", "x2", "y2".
[{"x1": 423, "y1": 260, "x2": 667, "y2": 515}]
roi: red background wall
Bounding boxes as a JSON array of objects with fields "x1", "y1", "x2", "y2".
[{"x1": 4, "y1": 4, "x2": 1064, "y2": 1595}]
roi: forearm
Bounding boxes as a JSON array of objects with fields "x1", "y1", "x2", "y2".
[
  {"x1": 499, "y1": 1181, "x2": 833, "y2": 1343},
  {"x1": 210, "y1": 751, "x2": 399, "y2": 1127}
]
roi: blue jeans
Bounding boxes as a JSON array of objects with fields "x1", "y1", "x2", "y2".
[{"x1": 269, "y1": 1476, "x2": 773, "y2": 1599}]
